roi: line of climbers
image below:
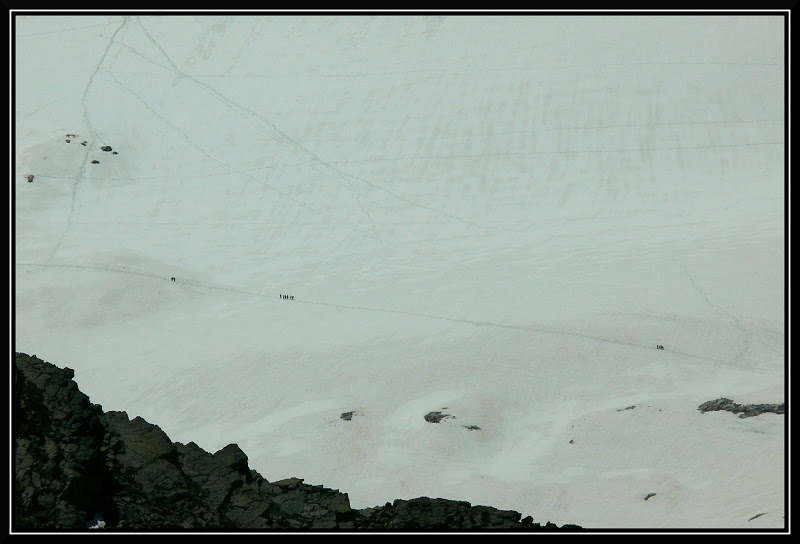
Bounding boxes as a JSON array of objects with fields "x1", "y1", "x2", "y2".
[
  {"x1": 168, "y1": 276, "x2": 294, "y2": 301},
  {"x1": 166, "y1": 279, "x2": 667, "y2": 348}
]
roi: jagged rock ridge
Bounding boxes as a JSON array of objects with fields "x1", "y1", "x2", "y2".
[{"x1": 13, "y1": 352, "x2": 581, "y2": 531}]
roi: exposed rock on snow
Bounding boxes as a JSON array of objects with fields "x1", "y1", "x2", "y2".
[
  {"x1": 424, "y1": 411, "x2": 454, "y2": 423},
  {"x1": 697, "y1": 398, "x2": 785, "y2": 418}
]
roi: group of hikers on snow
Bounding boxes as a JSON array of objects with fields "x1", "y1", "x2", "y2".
[
  {"x1": 169, "y1": 276, "x2": 293, "y2": 301},
  {"x1": 168, "y1": 276, "x2": 293, "y2": 302}
]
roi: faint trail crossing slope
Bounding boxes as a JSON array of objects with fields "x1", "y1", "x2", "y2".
[{"x1": 18, "y1": 261, "x2": 743, "y2": 369}]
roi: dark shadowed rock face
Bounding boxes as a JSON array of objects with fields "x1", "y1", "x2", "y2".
[
  {"x1": 14, "y1": 353, "x2": 113, "y2": 529},
  {"x1": 13, "y1": 352, "x2": 581, "y2": 531}
]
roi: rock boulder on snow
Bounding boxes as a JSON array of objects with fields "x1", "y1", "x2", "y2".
[
  {"x1": 697, "y1": 398, "x2": 785, "y2": 418},
  {"x1": 424, "y1": 411, "x2": 454, "y2": 423}
]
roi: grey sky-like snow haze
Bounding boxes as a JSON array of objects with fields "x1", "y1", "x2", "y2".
[{"x1": 14, "y1": 14, "x2": 785, "y2": 529}]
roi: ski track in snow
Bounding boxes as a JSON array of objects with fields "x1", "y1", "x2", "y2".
[
  {"x1": 131, "y1": 17, "x2": 481, "y2": 235},
  {"x1": 678, "y1": 262, "x2": 762, "y2": 367},
  {"x1": 36, "y1": 18, "x2": 782, "y2": 249},
  {"x1": 17, "y1": 260, "x2": 749, "y2": 371},
  {"x1": 132, "y1": 17, "x2": 380, "y2": 232},
  {"x1": 45, "y1": 17, "x2": 130, "y2": 266},
  {"x1": 118, "y1": 21, "x2": 384, "y2": 239},
  {"x1": 102, "y1": 68, "x2": 337, "y2": 224}
]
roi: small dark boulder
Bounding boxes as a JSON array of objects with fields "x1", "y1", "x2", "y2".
[
  {"x1": 340, "y1": 411, "x2": 355, "y2": 421},
  {"x1": 91, "y1": 160, "x2": 100, "y2": 164},
  {"x1": 424, "y1": 411, "x2": 454, "y2": 424},
  {"x1": 101, "y1": 146, "x2": 112, "y2": 152},
  {"x1": 26, "y1": 174, "x2": 34, "y2": 183}
]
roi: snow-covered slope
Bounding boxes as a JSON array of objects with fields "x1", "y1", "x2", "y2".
[{"x1": 14, "y1": 14, "x2": 785, "y2": 528}]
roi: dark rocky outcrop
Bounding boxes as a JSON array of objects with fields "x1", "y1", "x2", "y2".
[
  {"x1": 424, "y1": 411, "x2": 454, "y2": 423},
  {"x1": 14, "y1": 353, "x2": 113, "y2": 529},
  {"x1": 698, "y1": 398, "x2": 785, "y2": 418},
  {"x1": 14, "y1": 352, "x2": 581, "y2": 531},
  {"x1": 354, "y1": 498, "x2": 583, "y2": 531}
]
